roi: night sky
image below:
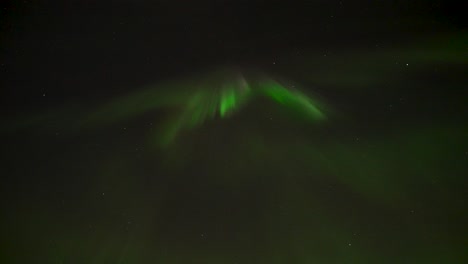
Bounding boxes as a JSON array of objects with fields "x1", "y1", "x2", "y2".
[{"x1": 1, "y1": 1, "x2": 467, "y2": 263}]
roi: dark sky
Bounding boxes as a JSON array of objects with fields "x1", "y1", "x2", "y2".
[
  {"x1": 1, "y1": 0, "x2": 464, "y2": 104},
  {"x1": 1, "y1": 1, "x2": 467, "y2": 263}
]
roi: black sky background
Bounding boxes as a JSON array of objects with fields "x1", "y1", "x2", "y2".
[{"x1": 1, "y1": 0, "x2": 465, "y2": 110}]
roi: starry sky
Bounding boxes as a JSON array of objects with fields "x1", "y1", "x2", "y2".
[{"x1": 1, "y1": 0, "x2": 467, "y2": 263}]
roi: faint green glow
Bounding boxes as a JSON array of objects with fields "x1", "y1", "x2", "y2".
[
  {"x1": 259, "y1": 79, "x2": 326, "y2": 121},
  {"x1": 6, "y1": 72, "x2": 326, "y2": 147},
  {"x1": 3, "y1": 33, "x2": 467, "y2": 263}
]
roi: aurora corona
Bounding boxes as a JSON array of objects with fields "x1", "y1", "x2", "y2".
[{"x1": 80, "y1": 69, "x2": 327, "y2": 147}]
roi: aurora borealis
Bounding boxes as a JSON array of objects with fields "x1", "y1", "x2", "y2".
[
  {"x1": 76, "y1": 70, "x2": 327, "y2": 147},
  {"x1": 1, "y1": 1, "x2": 467, "y2": 263}
]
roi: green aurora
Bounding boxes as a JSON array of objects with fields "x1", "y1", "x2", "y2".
[
  {"x1": 1, "y1": 32, "x2": 467, "y2": 263},
  {"x1": 74, "y1": 70, "x2": 328, "y2": 147}
]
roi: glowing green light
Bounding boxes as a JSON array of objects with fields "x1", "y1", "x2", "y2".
[
  {"x1": 9, "y1": 70, "x2": 327, "y2": 147},
  {"x1": 259, "y1": 80, "x2": 326, "y2": 121},
  {"x1": 219, "y1": 88, "x2": 237, "y2": 118}
]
